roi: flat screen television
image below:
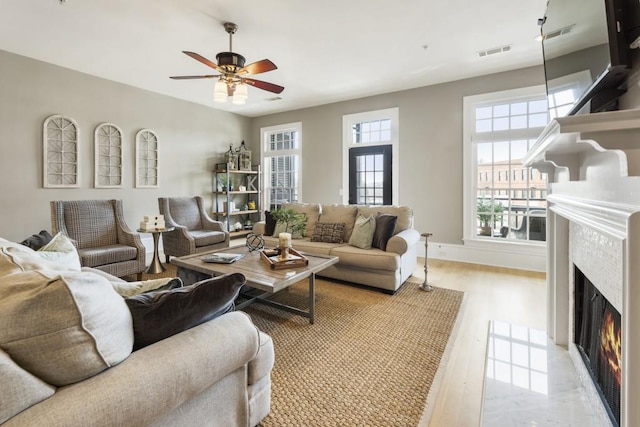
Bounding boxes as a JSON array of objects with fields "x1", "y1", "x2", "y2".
[{"x1": 541, "y1": 0, "x2": 637, "y2": 117}]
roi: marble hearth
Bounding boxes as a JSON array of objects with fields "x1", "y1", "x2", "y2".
[{"x1": 524, "y1": 109, "x2": 640, "y2": 427}]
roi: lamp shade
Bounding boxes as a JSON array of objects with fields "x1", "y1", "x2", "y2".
[
  {"x1": 214, "y1": 80, "x2": 227, "y2": 103},
  {"x1": 232, "y1": 83, "x2": 248, "y2": 105}
]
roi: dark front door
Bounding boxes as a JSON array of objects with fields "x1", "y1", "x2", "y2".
[{"x1": 348, "y1": 145, "x2": 392, "y2": 205}]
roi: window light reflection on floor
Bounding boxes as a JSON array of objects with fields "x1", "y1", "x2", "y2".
[{"x1": 486, "y1": 320, "x2": 549, "y2": 395}]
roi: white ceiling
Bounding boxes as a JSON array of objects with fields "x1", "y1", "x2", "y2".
[{"x1": 0, "y1": 0, "x2": 548, "y2": 117}]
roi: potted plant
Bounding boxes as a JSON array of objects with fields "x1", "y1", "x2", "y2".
[
  {"x1": 477, "y1": 197, "x2": 505, "y2": 236},
  {"x1": 217, "y1": 174, "x2": 233, "y2": 191},
  {"x1": 270, "y1": 208, "x2": 307, "y2": 238}
]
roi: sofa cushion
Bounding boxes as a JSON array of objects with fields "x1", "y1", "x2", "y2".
[
  {"x1": 125, "y1": 272, "x2": 245, "y2": 350},
  {"x1": 348, "y1": 214, "x2": 376, "y2": 249},
  {"x1": 329, "y1": 245, "x2": 400, "y2": 271},
  {"x1": 0, "y1": 348, "x2": 56, "y2": 424},
  {"x1": 36, "y1": 232, "x2": 81, "y2": 271},
  {"x1": 263, "y1": 236, "x2": 337, "y2": 256},
  {"x1": 0, "y1": 270, "x2": 134, "y2": 386},
  {"x1": 283, "y1": 203, "x2": 321, "y2": 237},
  {"x1": 372, "y1": 213, "x2": 398, "y2": 251},
  {"x1": 311, "y1": 222, "x2": 345, "y2": 243},
  {"x1": 20, "y1": 230, "x2": 53, "y2": 250},
  {"x1": 319, "y1": 204, "x2": 358, "y2": 241},
  {"x1": 357, "y1": 205, "x2": 413, "y2": 233},
  {"x1": 189, "y1": 229, "x2": 227, "y2": 247},
  {"x1": 79, "y1": 244, "x2": 137, "y2": 267}
]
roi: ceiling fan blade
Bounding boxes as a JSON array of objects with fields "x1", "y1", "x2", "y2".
[
  {"x1": 242, "y1": 78, "x2": 284, "y2": 94},
  {"x1": 238, "y1": 59, "x2": 277, "y2": 75},
  {"x1": 169, "y1": 75, "x2": 219, "y2": 80},
  {"x1": 182, "y1": 51, "x2": 221, "y2": 71}
]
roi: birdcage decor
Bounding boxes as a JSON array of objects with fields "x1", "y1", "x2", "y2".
[
  {"x1": 224, "y1": 144, "x2": 237, "y2": 170},
  {"x1": 237, "y1": 140, "x2": 252, "y2": 171}
]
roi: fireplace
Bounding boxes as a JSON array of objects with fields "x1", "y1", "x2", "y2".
[
  {"x1": 574, "y1": 267, "x2": 621, "y2": 427},
  {"x1": 522, "y1": 109, "x2": 640, "y2": 427}
]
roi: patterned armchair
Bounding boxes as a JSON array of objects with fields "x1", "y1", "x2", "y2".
[
  {"x1": 158, "y1": 196, "x2": 229, "y2": 262},
  {"x1": 50, "y1": 199, "x2": 146, "y2": 279}
]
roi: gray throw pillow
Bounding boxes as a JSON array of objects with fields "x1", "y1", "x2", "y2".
[
  {"x1": 348, "y1": 214, "x2": 376, "y2": 249},
  {"x1": 125, "y1": 273, "x2": 245, "y2": 350}
]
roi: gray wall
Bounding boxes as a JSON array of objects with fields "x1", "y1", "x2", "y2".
[
  {"x1": 251, "y1": 66, "x2": 545, "y2": 244},
  {"x1": 0, "y1": 50, "x2": 250, "y2": 242}
]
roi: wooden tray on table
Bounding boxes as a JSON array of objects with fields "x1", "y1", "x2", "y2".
[{"x1": 260, "y1": 247, "x2": 309, "y2": 270}]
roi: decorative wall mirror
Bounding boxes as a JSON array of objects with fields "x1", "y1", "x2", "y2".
[
  {"x1": 135, "y1": 129, "x2": 159, "y2": 188},
  {"x1": 43, "y1": 114, "x2": 80, "y2": 188},
  {"x1": 94, "y1": 123, "x2": 123, "y2": 188}
]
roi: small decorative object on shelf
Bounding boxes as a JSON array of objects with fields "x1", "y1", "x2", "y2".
[
  {"x1": 225, "y1": 144, "x2": 238, "y2": 170},
  {"x1": 245, "y1": 233, "x2": 265, "y2": 252},
  {"x1": 237, "y1": 140, "x2": 252, "y2": 171},
  {"x1": 247, "y1": 200, "x2": 256, "y2": 210}
]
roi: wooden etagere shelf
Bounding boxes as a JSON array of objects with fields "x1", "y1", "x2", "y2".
[{"x1": 213, "y1": 165, "x2": 261, "y2": 233}]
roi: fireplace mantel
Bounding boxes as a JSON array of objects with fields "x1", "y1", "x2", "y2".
[{"x1": 525, "y1": 108, "x2": 640, "y2": 427}]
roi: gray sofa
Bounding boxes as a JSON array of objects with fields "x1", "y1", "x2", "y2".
[
  {"x1": 0, "y1": 238, "x2": 273, "y2": 427},
  {"x1": 254, "y1": 203, "x2": 420, "y2": 293}
]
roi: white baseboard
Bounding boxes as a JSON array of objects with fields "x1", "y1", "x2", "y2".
[{"x1": 421, "y1": 240, "x2": 546, "y2": 273}]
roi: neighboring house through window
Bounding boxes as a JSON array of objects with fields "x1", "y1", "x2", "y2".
[
  {"x1": 463, "y1": 86, "x2": 549, "y2": 244},
  {"x1": 261, "y1": 122, "x2": 302, "y2": 210},
  {"x1": 342, "y1": 108, "x2": 399, "y2": 205}
]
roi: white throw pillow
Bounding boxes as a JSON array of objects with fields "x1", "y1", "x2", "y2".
[{"x1": 37, "y1": 232, "x2": 81, "y2": 271}]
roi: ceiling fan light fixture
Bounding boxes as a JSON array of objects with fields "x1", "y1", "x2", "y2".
[
  {"x1": 214, "y1": 79, "x2": 228, "y2": 103},
  {"x1": 232, "y1": 83, "x2": 248, "y2": 105}
]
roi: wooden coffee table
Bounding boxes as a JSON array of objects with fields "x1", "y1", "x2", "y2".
[{"x1": 170, "y1": 246, "x2": 338, "y2": 324}]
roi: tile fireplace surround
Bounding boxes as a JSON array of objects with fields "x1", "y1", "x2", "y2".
[{"x1": 524, "y1": 108, "x2": 640, "y2": 427}]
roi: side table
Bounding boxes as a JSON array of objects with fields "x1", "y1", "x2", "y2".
[
  {"x1": 420, "y1": 232, "x2": 433, "y2": 292},
  {"x1": 137, "y1": 227, "x2": 174, "y2": 274}
]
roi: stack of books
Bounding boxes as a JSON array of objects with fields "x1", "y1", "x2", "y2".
[{"x1": 139, "y1": 215, "x2": 165, "y2": 231}]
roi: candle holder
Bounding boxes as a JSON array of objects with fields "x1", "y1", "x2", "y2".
[{"x1": 279, "y1": 246, "x2": 290, "y2": 261}]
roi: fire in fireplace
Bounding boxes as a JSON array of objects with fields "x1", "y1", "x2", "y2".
[{"x1": 574, "y1": 267, "x2": 621, "y2": 427}]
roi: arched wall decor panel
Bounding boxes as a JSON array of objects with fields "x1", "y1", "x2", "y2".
[
  {"x1": 94, "y1": 123, "x2": 123, "y2": 188},
  {"x1": 135, "y1": 128, "x2": 158, "y2": 188},
  {"x1": 43, "y1": 114, "x2": 79, "y2": 188}
]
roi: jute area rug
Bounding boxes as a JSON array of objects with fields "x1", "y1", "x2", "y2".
[
  {"x1": 133, "y1": 267, "x2": 465, "y2": 426},
  {"x1": 245, "y1": 276, "x2": 464, "y2": 427}
]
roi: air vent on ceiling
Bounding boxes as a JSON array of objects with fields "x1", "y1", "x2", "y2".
[
  {"x1": 542, "y1": 24, "x2": 575, "y2": 41},
  {"x1": 477, "y1": 45, "x2": 512, "y2": 58},
  {"x1": 265, "y1": 96, "x2": 283, "y2": 102}
]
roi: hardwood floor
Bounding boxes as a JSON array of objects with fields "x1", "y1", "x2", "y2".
[{"x1": 415, "y1": 259, "x2": 547, "y2": 427}]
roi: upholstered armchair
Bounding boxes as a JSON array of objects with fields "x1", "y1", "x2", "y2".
[
  {"x1": 158, "y1": 196, "x2": 229, "y2": 262},
  {"x1": 50, "y1": 199, "x2": 146, "y2": 279}
]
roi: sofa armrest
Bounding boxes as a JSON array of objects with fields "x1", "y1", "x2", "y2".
[
  {"x1": 386, "y1": 229, "x2": 420, "y2": 256},
  {"x1": 4, "y1": 311, "x2": 262, "y2": 427},
  {"x1": 253, "y1": 221, "x2": 266, "y2": 235}
]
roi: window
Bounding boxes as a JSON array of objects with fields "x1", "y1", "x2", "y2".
[
  {"x1": 342, "y1": 108, "x2": 399, "y2": 205},
  {"x1": 464, "y1": 86, "x2": 549, "y2": 243},
  {"x1": 261, "y1": 122, "x2": 302, "y2": 210}
]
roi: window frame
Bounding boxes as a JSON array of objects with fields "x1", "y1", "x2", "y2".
[
  {"x1": 260, "y1": 122, "x2": 302, "y2": 210},
  {"x1": 463, "y1": 85, "x2": 548, "y2": 248},
  {"x1": 342, "y1": 108, "x2": 399, "y2": 205}
]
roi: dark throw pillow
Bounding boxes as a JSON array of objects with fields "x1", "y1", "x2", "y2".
[
  {"x1": 311, "y1": 222, "x2": 346, "y2": 244},
  {"x1": 20, "y1": 230, "x2": 54, "y2": 250},
  {"x1": 125, "y1": 272, "x2": 246, "y2": 350},
  {"x1": 372, "y1": 213, "x2": 398, "y2": 251},
  {"x1": 264, "y1": 211, "x2": 277, "y2": 236}
]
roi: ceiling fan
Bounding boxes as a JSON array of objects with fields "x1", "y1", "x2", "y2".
[{"x1": 170, "y1": 22, "x2": 284, "y2": 104}]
